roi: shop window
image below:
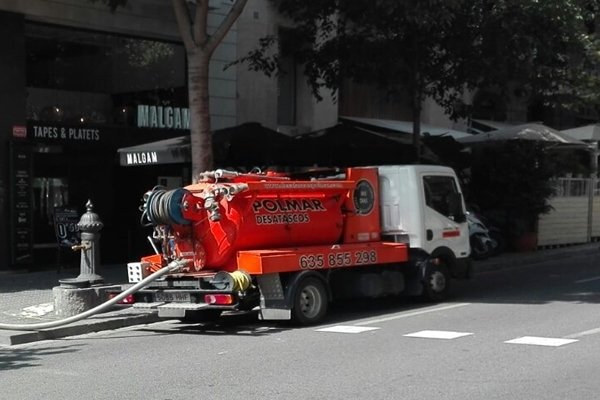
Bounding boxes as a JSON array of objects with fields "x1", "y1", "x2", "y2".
[{"x1": 25, "y1": 23, "x2": 186, "y2": 126}]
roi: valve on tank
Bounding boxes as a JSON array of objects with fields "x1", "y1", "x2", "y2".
[{"x1": 203, "y1": 194, "x2": 221, "y2": 221}]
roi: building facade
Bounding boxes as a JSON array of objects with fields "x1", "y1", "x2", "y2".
[
  {"x1": 0, "y1": 1, "x2": 232, "y2": 270},
  {"x1": 0, "y1": 0, "x2": 492, "y2": 271},
  {"x1": 0, "y1": 0, "x2": 344, "y2": 270}
]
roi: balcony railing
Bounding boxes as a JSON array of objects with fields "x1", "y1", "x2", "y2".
[{"x1": 552, "y1": 177, "x2": 600, "y2": 197}]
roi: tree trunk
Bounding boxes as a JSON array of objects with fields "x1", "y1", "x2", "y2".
[
  {"x1": 171, "y1": 0, "x2": 248, "y2": 183},
  {"x1": 187, "y1": 50, "x2": 213, "y2": 182}
]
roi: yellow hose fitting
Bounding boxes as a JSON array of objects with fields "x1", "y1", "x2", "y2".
[
  {"x1": 229, "y1": 270, "x2": 252, "y2": 291},
  {"x1": 211, "y1": 270, "x2": 252, "y2": 291}
]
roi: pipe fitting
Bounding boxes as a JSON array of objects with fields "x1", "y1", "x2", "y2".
[{"x1": 71, "y1": 241, "x2": 92, "y2": 251}]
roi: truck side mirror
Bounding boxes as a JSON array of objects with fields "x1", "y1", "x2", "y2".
[{"x1": 448, "y1": 193, "x2": 466, "y2": 223}]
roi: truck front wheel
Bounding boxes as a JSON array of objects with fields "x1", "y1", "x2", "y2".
[
  {"x1": 291, "y1": 277, "x2": 328, "y2": 325},
  {"x1": 422, "y1": 264, "x2": 450, "y2": 301}
]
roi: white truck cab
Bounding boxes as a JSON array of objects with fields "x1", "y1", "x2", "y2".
[{"x1": 378, "y1": 165, "x2": 472, "y2": 280}]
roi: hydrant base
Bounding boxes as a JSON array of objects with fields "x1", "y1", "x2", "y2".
[{"x1": 53, "y1": 285, "x2": 121, "y2": 317}]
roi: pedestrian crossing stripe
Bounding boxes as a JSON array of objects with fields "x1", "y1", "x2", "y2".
[
  {"x1": 316, "y1": 325, "x2": 380, "y2": 334},
  {"x1": 504, "y1": 336, "x2": 578, "y2": 347},
  {"x1": 316, "y1": 328, "x2": 581, "y2": 347},
  {"x1": 403, "y1": 330, "x2": 474, "y2": 339}
]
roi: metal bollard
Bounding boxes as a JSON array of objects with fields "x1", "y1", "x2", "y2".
[{"x1": 59, "y1": 199, "x2": 105, "y2": 288}]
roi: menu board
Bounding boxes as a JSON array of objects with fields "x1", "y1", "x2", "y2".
[
  {"x1": 9, "y1": 143, "x2": 33, "y2": 265},
  {"x1": 53, "y1": 207, "x2": 80, "y2": 248}
]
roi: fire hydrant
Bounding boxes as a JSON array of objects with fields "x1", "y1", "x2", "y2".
[{"x1": 59, "y1": 199, "x2": 104, "y2": 288}]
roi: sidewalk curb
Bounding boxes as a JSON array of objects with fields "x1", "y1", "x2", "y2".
[
  {"x1": 1, "y1": 312, "x2": 161, "y2": 346},
  {"x1": 475, "y1": 243, "x2": 600, "y2": 273},
  {"x1": 2, "y1": 243, "x2": 599, "y2": 346}
]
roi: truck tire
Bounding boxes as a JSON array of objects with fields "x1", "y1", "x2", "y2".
[
  {"x1": 291, "y1": 277, "x2": 328, "y2": 325},
  {"x1": 422, "y1": 264, "x2": 450, "y2": 301}
]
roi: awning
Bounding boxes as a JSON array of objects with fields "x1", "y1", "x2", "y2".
[
  {"x1": 339, "y1": 116, "x2": 472, "y2": 139},
  {"x1": 290, "y1": 122, "x2": 441, "y2": 165},
  {"x1": 469, "y1": 119, "x2": 516, "y2": 133},
  {"x1": 118, "y1": 120, "x2": 445, "y2": 168},
  {"x1": 117, "y1": 122, "x2": 295, "y2": 167},
  {"x1": 457, "y1": 123, "x2": 587, "y2": 147},
  {"x1": 118, "y1": 136, "x2": 190, "y2": 166},
  {"x1": 560, "y1": 124, "x2": 600, "y2": 142}
]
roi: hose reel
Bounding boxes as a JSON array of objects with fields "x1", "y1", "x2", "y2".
[{"x1": 141, "y1": 187, "x2": 190, "y2": 226}]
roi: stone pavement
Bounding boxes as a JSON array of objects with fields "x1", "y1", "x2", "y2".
[
  {"x1": 0, "y1": 264, "x2": 161, "y2": 346},
  {"x1": 1, "y1": 242, "x2": 599, "y2": 346}
]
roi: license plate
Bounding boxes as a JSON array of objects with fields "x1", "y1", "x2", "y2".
[{"x1": 155, "y1": 291, "x2": 191, "y2": 302}]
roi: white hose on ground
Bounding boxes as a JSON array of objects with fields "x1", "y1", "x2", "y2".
[{"x1": 0, "y1": 259, "x2": 187, "y2": 331}]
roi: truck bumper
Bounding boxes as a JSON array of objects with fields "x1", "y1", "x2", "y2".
[{"x1": 132, "y1": 302, "x2": 213, "y2": 318}]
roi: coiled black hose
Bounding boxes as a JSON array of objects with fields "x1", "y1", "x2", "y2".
[{"x1": 140, "y1": 187, "x2": 190, "y2": 226}]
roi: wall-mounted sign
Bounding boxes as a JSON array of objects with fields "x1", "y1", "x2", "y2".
[
  {"x1": 31, "y1": 125, "x2": 100, "y2": 141},
  {"x1": 125, "y1": 151, "x2": 159, "y2": 165},
  {"x1": 12, "y1": 125, "x2": 27, "y2": 138},
  {"x1": 137, "y1": 105, "x2": 190, "y2": 129},
  {"x1": 53, "y1": 207, "x2": 80, "y2": 248},
  {"x1": 353, "y1": 180, "x2": 375, "y2": 215},
  {"x1": 9, "y1": 143, "x2": 33, "y2": 265}
]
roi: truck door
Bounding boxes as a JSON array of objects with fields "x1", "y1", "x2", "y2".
[{"x1": 422, "y1": 174, "x2": 469, "y2": 259}]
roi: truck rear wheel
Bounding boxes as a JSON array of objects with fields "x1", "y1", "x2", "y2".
[
  {"x1": 422, "y1": 264, "x2": 450, "y2": 301},
  {"x1": 291, "y1": 277, "x2": 328, "y2": 325}
]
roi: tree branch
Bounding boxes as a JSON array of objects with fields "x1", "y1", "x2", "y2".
[
  {"x1": 194, "y1": 0, "x2": 209, "y2": 47},
  {"x1": 172, "y1": 0, "x2": 195, "y2": 51},
  {"x1": 205, "y1": 0, "x2": 248, "y2": 55}
]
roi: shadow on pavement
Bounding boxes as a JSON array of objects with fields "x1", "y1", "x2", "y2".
[{"x1": 0, "y1": 344, "x2": 84, "y2": 371}]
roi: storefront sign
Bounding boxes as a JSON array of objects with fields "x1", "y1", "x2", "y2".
[
  {"x1": 137, "y1": 105, "x2": 190, "y2": 129},
  {"x1": 32, "y1": 125, "x2": 101, "y2": 141},
  {"x1": 12, "y1": 125, "x2": 27, "y2": 138},
  {"x1": 9, "y1": 144, "x2": 33, "y2": 265},
  {"x1": 125, "y1": 151, "x2": 159, "y2": 165}
]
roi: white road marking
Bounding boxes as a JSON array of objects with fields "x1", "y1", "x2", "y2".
[
  {"x1": 574, "y1": 276, "x2": 600, "y2": 284},
  {"x1": 316, "y1": 325, "x2": 380, "y2": 334},
  {"x1": 505, "y1": 336, "x2": 578, "y2": 347},
  {"x1": 354, "y1": 303, "x2": 471, "y2": 326},
  {"x1": 404, "y1": 330, "x2": 473, "y2": 340},
  {"x1": 564, "y1": 327, "x2": 600, "y2": 339}
]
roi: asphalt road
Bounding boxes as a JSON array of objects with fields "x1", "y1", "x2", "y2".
[{"x1": 2, "y1": 252, "x2": 600, "y2": 400}]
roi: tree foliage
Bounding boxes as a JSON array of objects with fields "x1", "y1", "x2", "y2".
[
  {"x1": 240, "y1": 0, "x2": 480, "y2": 160},
  {"x1": 466, "y1": 141, "x2": 588, "y2": 246},
  {"x1": 471, "y1": 0, "x2": 600, "y2": 110},
  {"x1": 239, "y1": 0, "x2": 600, "y2": 159}
]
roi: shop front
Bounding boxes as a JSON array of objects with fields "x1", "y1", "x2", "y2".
[
  {"x1": 8, "y1": 122, "x2": 189, "y2": 269},
  {"x1": 1, "y1": 19, "x2": 189, "y2": 270}
]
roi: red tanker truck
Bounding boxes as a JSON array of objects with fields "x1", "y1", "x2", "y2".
[{"x1": 114, "y1": 165, "x2": 472, "y2": 325}]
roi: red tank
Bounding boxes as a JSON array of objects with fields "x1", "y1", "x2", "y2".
[{"x1": 172, "y1": 171, "x2": 357, "y2": 271}]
